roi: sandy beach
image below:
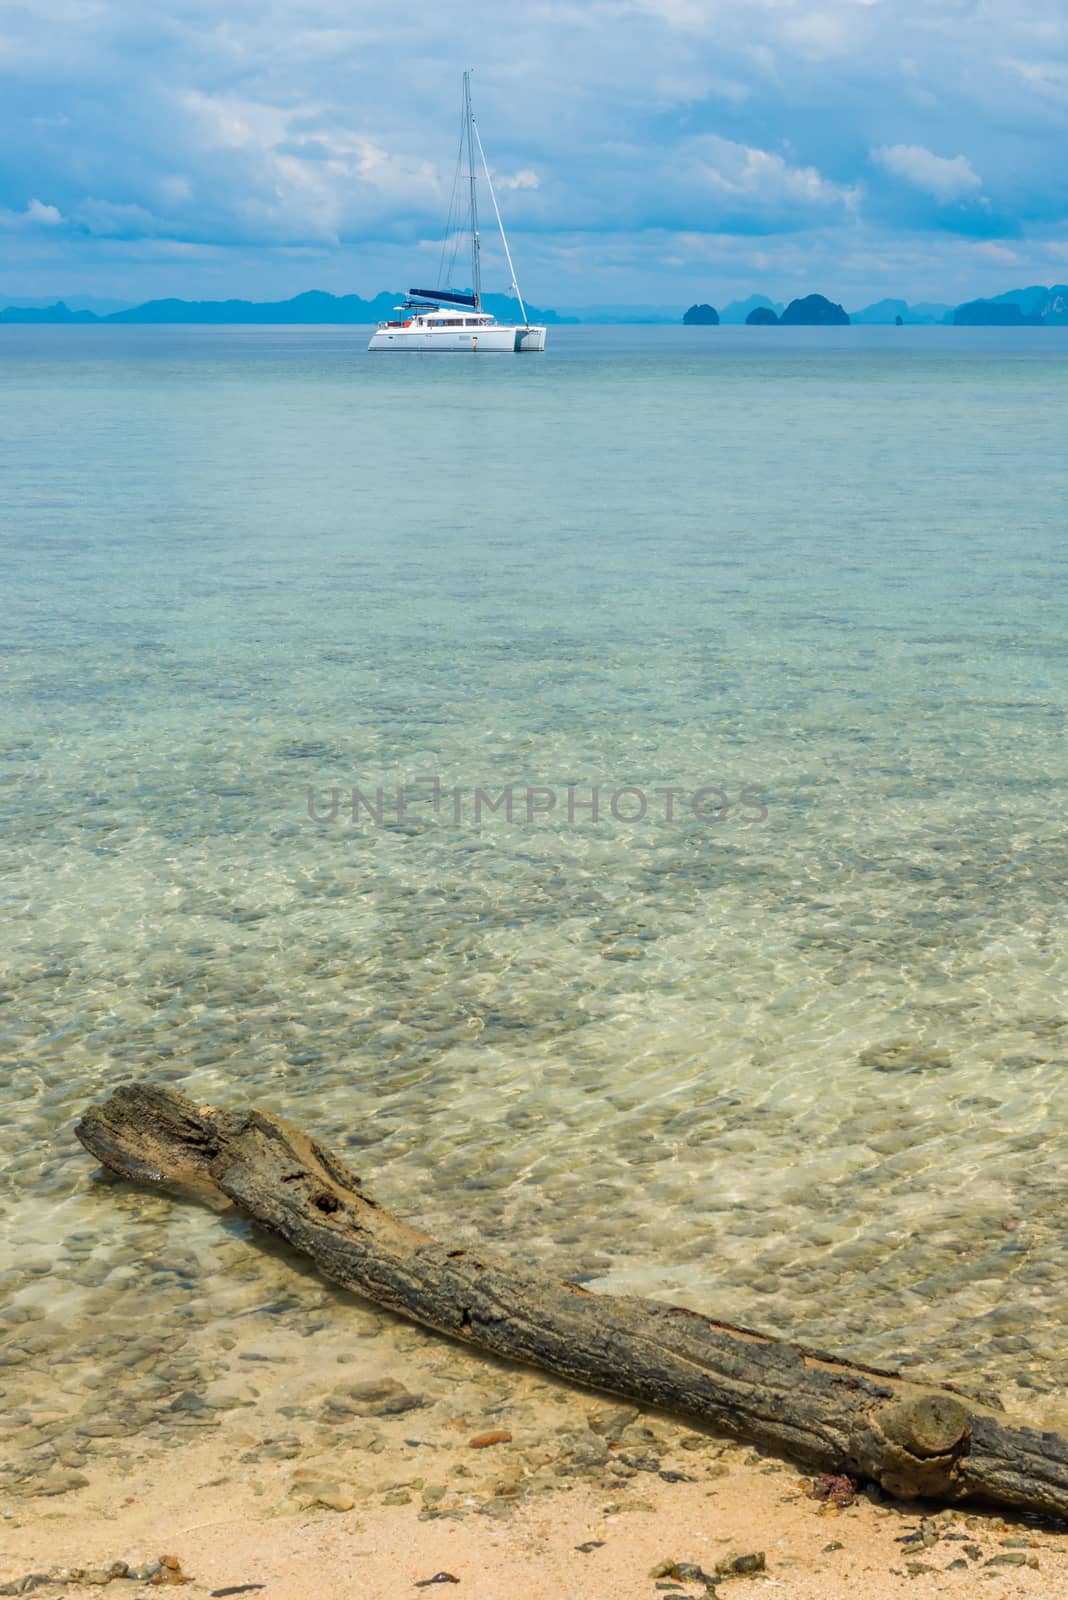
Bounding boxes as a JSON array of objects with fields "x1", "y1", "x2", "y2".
[
  {"x1": 4, "y1": 1334, "x2": 1066, "y2": 1600},
  {"x1": 4, "y1": 1440, "x2": 1065, "y2": 1600}
]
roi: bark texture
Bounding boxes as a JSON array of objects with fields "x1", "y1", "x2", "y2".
[{"x1": 76, "y1": 1083, "x2": 1068, "y2": 1516}]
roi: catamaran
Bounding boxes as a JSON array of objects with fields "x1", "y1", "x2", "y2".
[{"x1": 368, "y1": 72, "x2": 546, "y2": 353}]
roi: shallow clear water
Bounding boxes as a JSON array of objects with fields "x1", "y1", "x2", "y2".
[{"x1": 2, "y1": 325, "x2": 1068, "y2": 1476}]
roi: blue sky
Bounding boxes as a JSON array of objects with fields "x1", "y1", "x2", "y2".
[{"x1": 3, "y1": 0, "x2": 1067, "y2": 308}]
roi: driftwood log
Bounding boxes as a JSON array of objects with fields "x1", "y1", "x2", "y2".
[{"x1": 76, "y1": 1083, "x2": 1068, "y2": 1517}]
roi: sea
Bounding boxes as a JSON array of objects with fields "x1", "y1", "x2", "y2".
[{"x1": 2, "y1": 324, "x2": 1067, "y2": 1486}]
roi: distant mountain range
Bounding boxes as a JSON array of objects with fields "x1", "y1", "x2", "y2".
[
  {"x1": 849, "y1": 299, "x2": 952, "y2": 325},
  {"x1": 684, "y1": 285, "x2": 1068, "y2": 327},
  {"x1": 852, "y1": 286, "x2": 1066, "y2": 325},
  {"x1": 952, "y1": 285, "x2": 1068, "y2": 326},
  {"x1": 0, "y1": 289, "x2": 572, "y2": 326},
  {"x1": 1, "y1": 284, "x2": 1067, "y2": 327},
  {"x1": 0, "y1": 294, "x2": 135, "y2": 315}
]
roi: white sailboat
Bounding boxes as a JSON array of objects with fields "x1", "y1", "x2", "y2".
[{"x1": 368, "y1": 72, "x2": 546, "y2": 353}]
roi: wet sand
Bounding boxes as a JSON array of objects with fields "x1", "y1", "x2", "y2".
[
  {"x1": 4, "y1": 1445, "x2": 1065, "y2": 1599},
  {"x1": 4, "y1": 1338, "x2": 1066, "y2": 1600}
]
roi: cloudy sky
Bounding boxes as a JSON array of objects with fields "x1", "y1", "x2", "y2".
[{"x1": 3, "y1": 0, "x2": 1067, "y2": 308}]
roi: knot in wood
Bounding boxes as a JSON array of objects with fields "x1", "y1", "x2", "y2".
[
  {"x1": 881, "y1": 1394, "x2": 970, "y2": 1460},
  {"x1": 874, "y1": 1394, "x2": 971, "y2": 1499}
]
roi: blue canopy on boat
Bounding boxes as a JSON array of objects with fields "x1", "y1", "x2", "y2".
[{"x1": 408, "y1": 288, "x2": 478, "y2": 309}]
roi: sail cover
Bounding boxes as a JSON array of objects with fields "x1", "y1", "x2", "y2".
[{"x1": 409, "y1": 288, "x2": 478, "y2": 309}]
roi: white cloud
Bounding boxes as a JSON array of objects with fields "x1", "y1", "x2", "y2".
[
  {"x1": 75, "y1": 198, "x2": 161, "y2": 236},
  {"x1": 0, "y1": 0, "x2": 1066, "y2": 302},
  {"x1": 1009, "y1": 59, "x2": 1068, "y2": 100},
  {"x1": 686, "y1": 135, "x2": 859, "y2": 215},
  {"x1": 26, "y1": 198, "x2": 63, "y2": 225},
  {"x1": 971, "y1": 241, "x2": 1018, "y2": 264},
  {"x1": 649, "y1": 69, "x2": 750, "y2": 106},
  {"x1": 781, "y1": 9, "x2": 852, "y2": 57},
  {"x1": 872, "y1": 144, "x2": 982, "y2": 202},
  {"x1": 0, "y1": 198, "x2": 65, "y2": 228},
  {"x1": 159, "y1": 175, "x2": 194, "y2": 204},
  {"x1": 181, "y1": 90, "x2": 294, "y2": 155},
  {"x1": 174, "y1": 91, "x2": 448, "y2": 241},
  {"x1": 495, "y1": 168, "x2": 540, "y2": 191}
]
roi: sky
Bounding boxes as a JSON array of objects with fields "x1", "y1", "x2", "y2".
[{"x1": 2, "y1": 0, "x2": 1067, "y2": 310}]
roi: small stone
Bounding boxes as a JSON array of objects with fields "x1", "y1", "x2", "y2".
[
  {"x1": 478, "y1": 1499, "x2": 514, "y2": 1519},
  {"x1": 382, "y1": 1490, "x2": 412, "y2": 1506},
  {"x1": 984, "y1": 1552, "x2": 1028, "y2": 1567},
  {"x1": 169, "y1": 1391, "x2": 208, "y2": 1414},
  {"x1": 315, "y1": 1492, "x2": 355, "y2": 1512},
  {"x1": 648, "y1": 1560, "x2": 715, "y2": 1585},
  {"x1": 714, "y1": 1551, "x2": 765, "y2": 1578},
  {"x1": 75, "y1": 1420, "x2": 134, "y2": 1438},
  {"x1": 586, "y1": 1407, "x2": 637, "y2": 1441},
  {"x1": 468, "y1": 1431, "x2": 512, "y2": 1449},
  {"x1": 256, "y1": 1438, "x2": 301, "y2": 1460},
  {"x1": 288, "y1": 1475, "x2": 342, "y2": 1501},
  {"x1": 325, "y1": 1379, "x2": 424, "y2": 1418},
  {"x1": 151, "y1": 1554, "x2": 191, "y2": 1586},
  {"x1": 674, "y1": 1563, "x2": 713, "y2": 1583},
  {"x1": 32, "y1": 1470, "x2": 89, "y2": 1497}
]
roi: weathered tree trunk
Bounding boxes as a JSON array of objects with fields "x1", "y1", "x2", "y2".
[{"x1": 76, "y1": 1083, "x2": 1068, "y2": 1517}]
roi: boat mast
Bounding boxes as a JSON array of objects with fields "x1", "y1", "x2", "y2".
[
  {"x1": 472, "y1": 116, "x2": 529, "y2": 329},
  {"x1": 463, "y1": 70, "x2": 481, "y2": 311}
]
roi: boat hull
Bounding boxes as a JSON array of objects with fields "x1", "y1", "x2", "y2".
[{"x1": 368, "y1": 324, "x2": 546, "y2": 353}]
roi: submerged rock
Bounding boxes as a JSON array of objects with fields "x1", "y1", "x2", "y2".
[
  {"x1": 324, "y1": 1378, "x2": 425, "y2": 1418},
  {"x1": 859, "y1": 1042, "x2": 952, "y2": 1073},
  {"x1": 30, "y1": 1469, "x2": 89, "y2": 1496}
]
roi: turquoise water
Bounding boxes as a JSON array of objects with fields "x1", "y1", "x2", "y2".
[{"x1": 2, "y1": 325, "x2": 1068, "y2": 1470}]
